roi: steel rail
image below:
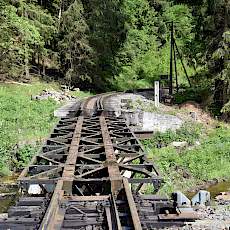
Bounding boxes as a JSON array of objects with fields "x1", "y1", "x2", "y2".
[{"x1": 0, "y1": 92, "x2": 198, "y2": 229}]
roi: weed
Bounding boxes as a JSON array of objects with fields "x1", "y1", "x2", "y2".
[
  {"x1": 143, "y1": 122, "x2": 203, "y2": 148},
  {"x1": 144, "y1": 124, "x2": 230, "y2": 195},
  {"x1": 14, "y1": 145, "x2": 39, "y2": 170},
  {"x1": 0, "y1": 81, "x2": 60, "y2": 175}
]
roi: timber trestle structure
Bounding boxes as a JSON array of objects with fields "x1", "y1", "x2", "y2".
[{"x1": 0, "y1": 94, "x2": 196, "y2": 229}]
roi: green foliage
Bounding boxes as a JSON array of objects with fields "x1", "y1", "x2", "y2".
[
  {"x1": 1, "y1": 0, "x2": 228, "y2": 112},
  {"x1": 144, "y1": 124, "x2": 230, "y2": 195},
  {"x1": 81, "y1": 0, "x2": 127, "y2": 90},
  {"x1": 221, "y1": 100, "x2": 230, "y2": 113},
  {"x1": 0, "y1": 1, "x2": 56, "y2": 78},
  {"x1": 113, "y1": 1, "x2": 195, "y2": 90},
  {"x1": 143, "y1": 122, "x2": 202, "y2": 148},
  {"x1": 174, "y1": 87, "x2": 210, "y2": 104},
  {"x1": 14, "y1": 145, "x2": 38, "y2": 169},
  {"x1": 59, "y1": 0, "x2": 94, "y2": 86},
  {"x1": 162, "y1": 4, "x2": 194, "y2": 44},
  {"x1": 188, "y1": 0, "x2": 230, "y2": 114},
  {"x1": 113, "y1": 0, "x2": 159, "y2": 89},
  {"x1": 0, "y1": 81, "x2": 59, "y2": 175}
]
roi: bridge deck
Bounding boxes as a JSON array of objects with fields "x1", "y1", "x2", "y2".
[{"x1": 0, "y1": 94, "x2": 197, "y2": 229}]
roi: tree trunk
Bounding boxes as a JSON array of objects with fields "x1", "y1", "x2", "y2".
[
  {"x1": 214, "y1": 79, "x2": 224, "y2": 109},
  {"x1": 42, "y1": 59, "x2": 45, "y2": 76},
  {"x1": 24, "y1": 43, "x2": 30, "y2": 79},
  {"x1": 23, "y1": 2, "x2": 30, "y2": 79}
]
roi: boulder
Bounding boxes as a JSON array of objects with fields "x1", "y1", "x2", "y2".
[
  {"x1": 215, "y1": 192, "x2": 230, "y2": 201},
  {"x1": 170, "y1": 141, "x2": 188, "y2": 148}
]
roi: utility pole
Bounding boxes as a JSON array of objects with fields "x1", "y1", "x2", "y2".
[
  {"x1": 169, "y1": 21, "x2": 191, "y2": 94},
  {"x1": 173, "y1": 43, "x2": 179, "y2": 93},
  {"x1": 169, "y1": 22, "x2": 174, "y2": 95}
]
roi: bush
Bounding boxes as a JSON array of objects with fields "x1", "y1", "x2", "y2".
[
  {"x1": 174, "y1": 87, "x2": 209, "y2": 104},
  {"x1": 143, "y1": 122, "x2": 202, "y2": 148},
  {"x1": 14, "y1": 145, "x2": 39, "y2": 170},
  {"x1": 144, "y1": 125, "x2": 230, "y2": 195}
]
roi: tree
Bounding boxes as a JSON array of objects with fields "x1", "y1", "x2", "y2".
[
  {"x1": 191, "y1": 0, "x2": 230, "y2": 115},
  {"x1": 82, "y1": 0, "x2": 126, "y2": 90},
  {"x1": 0, "y1": 0, "x2": 56, "y2": 79},
  {"x1": 113, "y1": 0, "x2": 195, "y2": 90},
  {"x1": 59, "y1": 0, "x2": 94, "y2": 88}
]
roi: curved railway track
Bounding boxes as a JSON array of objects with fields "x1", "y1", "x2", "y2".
[{"x1": 0, "y1": 93, "x2": 197, "y2": 230}]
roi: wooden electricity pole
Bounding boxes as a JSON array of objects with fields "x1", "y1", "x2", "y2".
[{"x1": 169, "y1": 22, "x2": 174, "y2": 95}]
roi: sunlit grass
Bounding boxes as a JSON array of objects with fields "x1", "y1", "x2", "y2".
[
  {"x1": 143, "y1": 124, "x2": 230, "y2": 195},
  {"x1": 0, "y1": 81, "x2": 60, "y2": 175}
]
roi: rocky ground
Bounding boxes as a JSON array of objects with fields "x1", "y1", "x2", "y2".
[
  {"x1": 180, "y1": 201, "x2": 230, "y2": 230},
  {"x1": 103, "y1": 92, "x2": 216, "y2": 134},
  {"x1": 31, "y1": 89, "x2": 78, "y2": 102},
  {"x1": 103, "y1": 93, "x2": 185, "y2": 132}
]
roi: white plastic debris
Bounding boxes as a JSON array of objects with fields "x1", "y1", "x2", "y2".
[{"x1": 28, "y1": 184, "x2": 42, "y2": 194}]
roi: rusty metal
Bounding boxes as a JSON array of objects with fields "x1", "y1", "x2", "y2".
[
  {"x1": 134, "y1": 130, "x2": 154, "y2": 139},
  {"x1": 0, "y1": 93, "x2": 198, "y2": 230},
  {"x1": 100, "y1": 114, "x2": 123, "y2": 193},
  {"x1": 123, "y1": 177, "x2": 142, "y2": 230},
  {"x1": 62, "y1": 116, "x2": 83, "y2": 194}
]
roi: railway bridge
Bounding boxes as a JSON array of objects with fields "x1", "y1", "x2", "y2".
[{"x1": 0, "y1": 94, "x2": 197, "y2": 229}]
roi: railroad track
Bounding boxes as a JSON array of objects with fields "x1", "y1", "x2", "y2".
[{"x1": 0, "y1": 93, "x2": 197, "y2": 229}]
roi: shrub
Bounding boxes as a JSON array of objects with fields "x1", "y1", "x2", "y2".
[{"x1": 143, "y1": 122, "x2": 202, "y2": 148}]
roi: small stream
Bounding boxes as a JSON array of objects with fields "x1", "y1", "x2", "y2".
[
  {"x1": 0, "y1": 175, "x2": 19, "y2": 213},
  {"x1": 207, "y1": 180, "x2": 230, "y2": 198},
  {"x1": 187, "y1": 180, "x2": 230, "y2": 200}
]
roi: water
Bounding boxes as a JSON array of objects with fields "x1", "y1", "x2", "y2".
[
  {"x1": 187, "y1": 180, "x2": 230, "y2": 200},
  {"x1": 0, "y1": 196, "x2": 16, "y2": 213},
  {"x1": 0, "y1": 175, "x2": 18, "y2": 213},
  {"x1": 207, "y1": 180, "x2": 230, "y2": 198}
]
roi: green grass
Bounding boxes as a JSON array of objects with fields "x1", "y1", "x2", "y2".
[
  {"x1": 70, "y1": 90, "x2": 94, "y2": 98},
  {"x1": 0, "y1": 80, "x2": 92, "y2": 176},
  {"x1": 0, "y1": 81, "x2": 60, "y2": 175},
  {"x1": 143, "y1": 122, "x2": 203, "y2": 147},
  {"x1": 143, "y1": 124, "x2": 230, "y2": 196}
]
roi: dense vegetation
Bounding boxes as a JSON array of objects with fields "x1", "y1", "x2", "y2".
[
  {"x1": 143, "y1": 123, "x2": 230, "y2": 194},
  {"x1": 0, "y1": 0, "x2": 229, "y2": 115}
]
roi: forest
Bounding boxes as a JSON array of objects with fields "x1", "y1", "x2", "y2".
[
  {"x1": 0, "y1": 0, "x2": 229, "y2": 116},
  {"x1": 0, "y1": 0, "x2": 230, "y2": 209}
]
